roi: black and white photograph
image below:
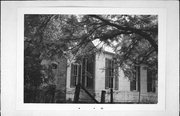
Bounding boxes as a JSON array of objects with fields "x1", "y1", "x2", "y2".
[
  {"x1": 24, "y1": 14, "x2": 158, "y2": 104},
  {"x1": 1, "y1": 1, "x2": 179, "y2": 116}
]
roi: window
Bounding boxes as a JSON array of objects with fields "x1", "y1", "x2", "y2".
[
  {"x1": 82, "y1": 58, "x2": 94, "y2": 89},
  {"x1": 70, "y1": 57, "x2": 94, "y2": 89},
  {"x1": 86, "y1": 58, "x2": 94, "y2": 88},
  {"x1": 147, "y1": 69, "x2": 156, "y2": 92},
  {"x1": 70, "y1": 64, "x2": 81, "y2": 87},
  {"x1": 105, "y1": 58, "x2": 118, "y2": 90},
  {"x1": 130, "y1": 66, "x2": 140, "y2": 91}
]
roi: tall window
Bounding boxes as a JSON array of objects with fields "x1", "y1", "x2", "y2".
[
  {"x1": 105, "y1": 58, "x2": 118, "y2": 90},
  {"x1": 130, "y1": 66, "x2": 140, "y2": 91},
  {"x1": 70, "y1": 63, "x2": 81, "y2": 87},
  {"x1": 147, "y1": 69, "x2": 156, "y2": 92},
  {"x1": 70, "y1": 57, "x2": 94, "y2": 89},
  {"x1": 82, "y1": 58, "x2": 94, "y2": 89}
]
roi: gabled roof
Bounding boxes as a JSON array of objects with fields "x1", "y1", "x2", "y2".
[{"x1": 92, "y1": 39, "x2": 115, "y2": 54}]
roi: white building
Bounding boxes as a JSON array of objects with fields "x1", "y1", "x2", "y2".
[{"x1": 42, "y1": 40, "x2": 157, "y2": 103}]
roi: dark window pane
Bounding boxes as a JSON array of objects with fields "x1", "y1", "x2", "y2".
[
  {"x1": 130, "y1": 66, "x2": 140, "y2": 91},
  {"x1": 105, "y1": 59, "x2": 109, "y2": 88},
  {"x1": 130, "y1": 77, "x2": 136, "y2": 91},
  {"x1": 147, "y1": 69, "x2": 156, "y2": 92},
  {"x1": 105, "y1": 58, "x2": 117, "y2": 89}
]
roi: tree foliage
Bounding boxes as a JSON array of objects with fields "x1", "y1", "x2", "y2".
[{"x1": 24, "y1": 14, "x2": 158, "y2": 89}]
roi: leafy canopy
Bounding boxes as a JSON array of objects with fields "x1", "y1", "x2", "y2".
[{"x1": 24, "y1": 14, "x2": 158, "y2": 86}]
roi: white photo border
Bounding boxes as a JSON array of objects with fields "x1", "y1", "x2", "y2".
[{"x1": 16, "y1": 7, "x2": 166, "y2": 111}]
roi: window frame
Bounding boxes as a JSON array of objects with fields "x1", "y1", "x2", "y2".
[
  {"x1": 70, "y1": 57, "x2": 94, "y2": 89},
  {"x1": 147, "y1": 69, "x2": 156, "y2": 93},
  {"x1": 130, "y1": 66, "x2": 140, "y2": 91},
  {"x1": 105, "y1": 58, "x2": 119, "y2": 90},
  {"x1": 70, "y1": 63, "x2": 80, "y2": 88}
]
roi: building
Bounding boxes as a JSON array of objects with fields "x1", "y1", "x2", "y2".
[{"x1": 41, "y1": 39, "x2": 157, "y2": 103}]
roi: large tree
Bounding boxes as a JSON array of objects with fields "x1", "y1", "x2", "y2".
[
  {"x1": 24, "y1": 14, "x2": 158, "y2": 92},
  {"x1": 81, "y1": 15, "x2": 158, "y2": 77}
]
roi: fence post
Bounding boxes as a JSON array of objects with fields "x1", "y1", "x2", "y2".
[
  {"x1": 101, "y1": 90, "x2": 106, "y2": 103},
  {"x1": 110, "y1": 88, "x2": 113, "y2": 103},
  {"x1": 110, "y1": 76, "x2": 114, "y2": 103},
  {"x1": 74, "y1": 84, "x2": 81, "y2": 103}
]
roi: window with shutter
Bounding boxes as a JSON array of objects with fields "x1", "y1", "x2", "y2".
[
  {"x1": 82, "y1": 58, "x2": 94, "y2": 89},
  {"x1": 70, "y1": 57, "x2": 94, "y2": 89},
  {"x1": 105, "y1": 58, "x2": 118, "y2": 90},
  {"x1": 130, "y1": 76, "x2": 136, "y2": 91},
  {"x1": 105, "y1": 59, "x2": 109, "y2": 88},
  {"x1": 70, "y1": 64, "x2": 80, "y2": 88},
  {"x1": 130, "y1": 66, "x2": 140, "y2": 91},
  {"x1": 147, "y1": 69, "x2": 156, "y2": 92},
  {"x1": 86, "y1": 59, "x2": 94, "y2": 88},
  {"x1": 114, "y1": 75, "x2": 119, "y2": 90}
]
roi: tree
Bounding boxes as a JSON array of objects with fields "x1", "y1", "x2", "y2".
[
  {"x1": 76, "y1": 15, "x2": 158, "y2": 78},
  {"x1": 24, "y1": 14, "x2": 158, "y2": 102}
]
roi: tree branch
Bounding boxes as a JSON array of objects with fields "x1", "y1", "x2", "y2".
[{"x1": 88, "y1": 15, "x2": 158, "y2": 52}]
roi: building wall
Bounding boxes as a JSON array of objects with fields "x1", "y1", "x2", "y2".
[
  {"x1": 40, "y1": 56, "x2": 67, "y2": 103},
  {"x1": 94, "y1": 53, "x2": 106, "y2": 92},
  {"x1": 66, "y1": 60, "x2": 95, "y2": 102},
  {"x1": 94, "y1": 52, "x2": 132, "y2": 102},
  {"x1": 94, "y1": 52, "x2": 157, "y2": 103},
  {"x1": 65, "y1": 52, "x2": 157, "y2": 103},
  {"x1": 94, "y1": 52, "x2": 131, "y2": 92},
  {"x1": 118, "y1": 69, "x2": 131, "y2": 91},
  {"x1": 53, "y1": 56, "x2": 67, "y2": 103}
]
